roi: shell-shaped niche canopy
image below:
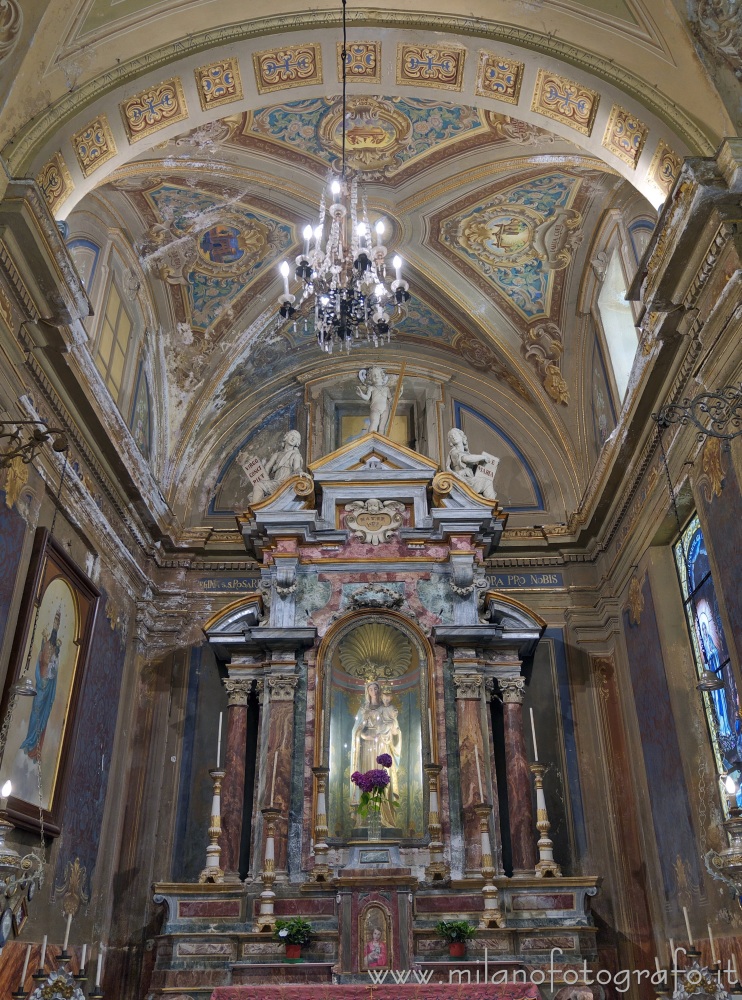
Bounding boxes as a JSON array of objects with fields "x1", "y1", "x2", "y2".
[{"x1": 338, "y1": 623, "x2": 412, "y2": 680}]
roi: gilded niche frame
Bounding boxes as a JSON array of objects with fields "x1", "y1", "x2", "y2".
[
  {"x1": 0, "y1": 529, "x2": 99, "y2": 835},
  {"x1": 315, "y1": 608, "x2": 437, "y2": 846}
]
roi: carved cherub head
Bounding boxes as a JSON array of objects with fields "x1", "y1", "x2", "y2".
[{"x1": 365, "y1": 498, "x2": 384, "y2": 514}]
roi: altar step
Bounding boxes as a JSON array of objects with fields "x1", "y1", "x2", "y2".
[{"x1": 231, "y1": 962, "x2": 334, "y2": 985}]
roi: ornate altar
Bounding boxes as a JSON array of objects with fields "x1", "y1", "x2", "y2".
[{"x1": 150, "y1": 433, "x2": 600, "y2": 996}]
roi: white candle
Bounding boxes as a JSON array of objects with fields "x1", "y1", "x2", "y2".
[
  {"x1": 708, "y1": 924, "x2": 717, "y2": 964},
  {"x1": 81, "y1": 943, "x2": 87, "y2": 970},
  {"x1": 474, "y1": 743, "x2": 484, "y2": 801},
  {"x1": 19, "y1": 943, "x2": 31, "y2": 986},
  {"x1": 216, "y1": 711, "x2": 223, "y2": 769},
  {"x1": 670, "y1": 939, "x2": 675, "y2": 965},
  {"x1": 40, "y1": 935, "x2": 47, "y2": 970},
  {"x1": 63, "y1": 911, "x2": 73, "y2": 951},
  {"x1": 95, "y1": 945, "x2": 104, "y2": 987},
  {"x1": 733, "y1": 954, "x2": 739, "y2": 983},
  {"x1": 654, "y1": 956, "x2": 661, "y2": 974},
  {"x1": 428, "y1": 707, "x2": 435, "y2": 760},
  {"x1": 530, "y1": 707, "x2": 539, "y2": 762},
  {"x1": 270, "y1": 751, "x2": 278, "y2": 807},
  {"x1": 683, "y1": 906, "x2": 694, "y2": 947}
]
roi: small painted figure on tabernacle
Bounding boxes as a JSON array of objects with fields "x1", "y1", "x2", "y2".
[
  {"x1": 21, "y1": 607, "x2": 62, "y2": 762},
  {"x1": 241, "y1": 429, "x2": 305, "y2": 504},
  {"x1": 356, "y1": 367, "x2": 398, "y2": 435},
  {"x1": 446, "y1": 427, "x2": 500, "y2": 501},
  {"x1": 364, "y1": 926, "x2": 388, "y2": 968}
]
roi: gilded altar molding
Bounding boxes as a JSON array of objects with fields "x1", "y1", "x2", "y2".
[
  {"x1": 267, "y1": 674, "x2": 298, "y2": 701},
  {"x1": 626, "y1": 572, "x2": 645, "y2": 626}
]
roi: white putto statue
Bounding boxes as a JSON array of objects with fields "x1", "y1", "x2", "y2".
[
  {"x1": 356, "y1": 366, "x2": 398, "y2": 435},
  {"x1": 239, "y1": 429, "x2": 305, "y2": 504},
  {"x1": 446, "y1": 428, "x2": 500, "y2": 501}
]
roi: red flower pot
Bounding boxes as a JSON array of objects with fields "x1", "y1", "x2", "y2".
[
  {"x1": 285, "y1": 943, "x2": 302, "y2": 960},
  {"x1": 449, "y1": 942, "x2": 466, "y2": 958}
]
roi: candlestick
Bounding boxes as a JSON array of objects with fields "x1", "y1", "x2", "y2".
[
  {"x1": 216, "y1": 711, "x2": 222, "y2": 769},
  {"x1": 20, "y1": 943, "x2": 31, "y2": 984},
  {"x1": 474, "y1": 743, "x2": 484, "y2": 801},
  {"x1": 270, "y1": 750, "x2": 278, "y2": 807},
  {"x1": 428, "y1": 707, "x2": 435, "y2": 761},
  {"x1": 708, "y1": 924, "x2": 717, "y2": 964},
  {"x1": 683, "y1": 906, "x2": 694, "y2": 947},
  {"x1": 95, "y1": 944, "x2": 104, "y2": 987},
  {"x1": 63, "y1": 911, "x2": 73, "y2": 951},
  {"x1": 530, "y1": 707, "x2": 539, "y2": 762}
]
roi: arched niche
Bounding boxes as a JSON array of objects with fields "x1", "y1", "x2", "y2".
[{"x1": 316, "y1": 609, "x2": 434, "y2": 845}]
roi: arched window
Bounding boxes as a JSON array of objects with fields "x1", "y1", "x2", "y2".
[
  {"x1": 674, "y1": 514, "x2": 739, "y2": 811},
  {"x1": 597, "y1": 250, "x2": 638, "y2": 401},
  {"x1": 94, "y1": 280, "x2": 133, "y2": 403}
]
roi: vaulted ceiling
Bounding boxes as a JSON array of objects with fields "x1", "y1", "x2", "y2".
[{"x1": 0, "y1": 0, "x2": 735, "y2": 541}]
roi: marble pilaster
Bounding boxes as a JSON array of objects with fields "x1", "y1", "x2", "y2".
[
  {"x1": 453, "y1": 661, "x2": 487, "y2": 875},
  {"x1": 500, "y1": 676, "x2": 537, "y2": 875},
  {"x1": 220, "y1": 677, "x2": 252, "y2": 880},
  {"x1": 263, "y1": 672, "x2": 299, "y2": 874}
]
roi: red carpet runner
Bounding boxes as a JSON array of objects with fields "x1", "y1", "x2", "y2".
[{"x1": 212, "y1": 986, "x2": 541, "y2": 999}]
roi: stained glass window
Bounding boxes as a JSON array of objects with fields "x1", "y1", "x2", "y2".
[{"x1": 674, "y1": 514, "x2": 740, "y2": 810}]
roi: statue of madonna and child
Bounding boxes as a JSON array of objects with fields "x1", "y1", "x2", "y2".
[{"x1": 350, "y1": 680, "x2": 401, "y2": 829}]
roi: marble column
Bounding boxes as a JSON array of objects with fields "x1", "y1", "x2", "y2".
[
  {"x1": 453, "y1": 667, "x2": 488, "y2": 875},
  {"x1": 263, "y1": 673, "x2": 298, "y2": 874},
  {"x1": 500, "y1": 676, "x2": 537, "y2": 875},
  {"x1": 220, "y1": 677, "x2": 252, "y2": 881}
]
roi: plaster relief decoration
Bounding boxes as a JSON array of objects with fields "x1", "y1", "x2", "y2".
[
  {"x1": 627, "y1": 572, "x2": 645, "y2": 626},
  {"x1": 141, "y1": 183, "x2": 293, "y2": 333},
  {"x1": 71, "y1": 114, "x2": 117, "y2": 177},
  {"x1": 453, "y1": 332, "x2": 530, "y2": 400},
  {"x1": 690, "y1": 0, "x2": 742, "y2": 76},
  {"x1": 253, "y1": 44, "x2": 322, "y2": 95},
  {"x1": 338, "y1": 622, "x2": 412, "y2": 680},
  {"x1": 244, "y1": 96, "x2": 484, "y2": 177},
  {"x1": 194, "y1": 57, "x2": 243, "y2": 110},
  {"x1": 120, "y1": 77, "x2": 188, "y2": 142},
  {"x1": 531, "y1": 69, "x2": 599, "y2": 136},
  {"x1": 337, "y1": 41, "x2": 381, "y2": 82},
  {"x1": 397, "y1": 43, "x2": 465, "y2": 90},
  {"x1": 438, "y1": 173, "x2": 583, "y2": 322},
  {"x1": 0, "y1": 0, "x2": 21, "y2": 63},
  {"x1": 347, "y1": 583, "x2": 405, "y2": 611},
  {"x1": 475, "y1": 51, "x2": 524, "y2": 105},
  {"x1": 37, "y1": 152, "x2": 74, "y2": 214},
  {"x1": 175, "y1": 115, "x2": 242, "y2": 152},
  {"x1": 344, "y1": 498, "x2": 405, "y2": 545},
  {"x1": 646, "y1": 139, "x2": 683, "y2": 197},
  {"x1": 522, "y1": 320, "x2": 569, "y2": 405},
  {"x1": 446, "y1": 428, "x2": 500, "y2": 500},
  {"x1": 240, "y1": 429, "x2": 307, "y2": 504},
  {"x1": 602, "y1": 104, "x2": 649, "y2": 169},
  {"x1": 357, "y1": 366, "x2": 399, "y2": 434}
]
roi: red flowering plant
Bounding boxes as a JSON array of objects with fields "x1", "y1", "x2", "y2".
[{"x1": 351, "y1": 754, "x2": 398, "y2": 818}]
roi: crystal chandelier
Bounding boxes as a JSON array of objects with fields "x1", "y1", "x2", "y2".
[{"x1": 276, "y1": 0, "x2": 410, "y2": 353}]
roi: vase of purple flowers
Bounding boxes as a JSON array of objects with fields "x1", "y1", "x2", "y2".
[{"x1": 351, "y1": 753, "x2": 396, "y2": 841}]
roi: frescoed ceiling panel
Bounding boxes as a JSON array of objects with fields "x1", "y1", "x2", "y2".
[{"x1": 138, "y1": 182, "x2": 295, "y2": 333}]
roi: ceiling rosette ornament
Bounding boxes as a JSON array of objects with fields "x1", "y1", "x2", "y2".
[{"x1": 318, "y1": 96, "x2": 412, "y2": 172}]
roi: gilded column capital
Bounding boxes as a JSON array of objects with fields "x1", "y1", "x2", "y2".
[
  {"x1": 223, "y1": 678, "x2": 252, "y2": 707},
  {"x1": 499, "y1": 676, "x2": 526, "y2": 704},
  {"x1": 267, "y1": 674, "x2": 298, "y2": 701},
  {"x1": 453, "y1": 672, "x2": 483, "y2": 700}
]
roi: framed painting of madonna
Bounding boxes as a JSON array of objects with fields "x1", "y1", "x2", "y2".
[{"x1": 0, "y1": 529, "x2": 99, "y2": 835}]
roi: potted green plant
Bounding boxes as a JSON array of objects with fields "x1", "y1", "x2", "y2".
[
  {"x1": 436, "y1": 919, "x2": 476, "y2": 958},
  {"x1": 274, "y1": 917, "x2": 312, "y2": 960}
]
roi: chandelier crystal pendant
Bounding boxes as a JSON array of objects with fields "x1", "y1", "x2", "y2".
[{"x1": 276, "y1": 0, "x2": 410, "y2": 353}]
